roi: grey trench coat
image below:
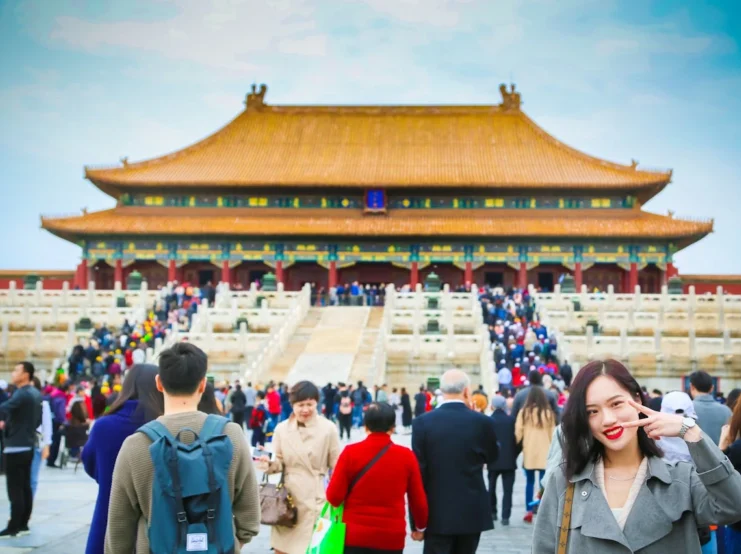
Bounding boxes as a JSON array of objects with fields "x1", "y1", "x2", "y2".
[{"x1": 532, "y1": 433, "x2": 741, "y2": 553}]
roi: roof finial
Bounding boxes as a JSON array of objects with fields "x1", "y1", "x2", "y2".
[
  {"x1": 667, "y1": 209, "x2": 674, "y2": 219},
  {"x1": 499, "y1": 83, "x2": 521, "y2": 111},
  {"x1": 246, "y1": 83, "x2": 268, "y2": 110},
  {"x1": 630, "y1": 159, "x2": 639, "y2": 169},
  {"x1": 120, "y1": 156, "x2": 129, "y2": 167}
]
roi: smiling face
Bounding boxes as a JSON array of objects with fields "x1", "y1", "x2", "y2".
[
  {"x1": 293, "y1": 398, "x2": 317, "y2": 423},
  {"x1": 586, "y1": 375, "x2": 642, "y2": 453}
]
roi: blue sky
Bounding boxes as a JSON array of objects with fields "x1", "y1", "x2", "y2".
[{"x1": 1, "y1": 0, "x2": 739, "y2": 273}]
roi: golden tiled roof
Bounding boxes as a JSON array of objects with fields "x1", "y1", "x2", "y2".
[
  {"x1": 85, "y1": 88, "x2": 671, "y2": 195},
  {"x1": 42, "y1": 207, "x2": 712, "y2": 246}
]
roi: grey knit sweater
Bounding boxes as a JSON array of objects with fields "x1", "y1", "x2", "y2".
[{"x1": 104, "y1": 411, "x2": 261, "y2": 553}]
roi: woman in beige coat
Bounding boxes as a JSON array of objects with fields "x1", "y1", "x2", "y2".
[
  {"x1": 515, "y1": 385, "x2": 556, "y2": 523},
  {"x1": 259, "y1": 381, "x2": 341, "y2": 554}
]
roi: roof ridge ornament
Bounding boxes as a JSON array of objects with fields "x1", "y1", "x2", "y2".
[
  {"x1": 499, "y1": 83, "x2": 521, "y2": 111},
  {"x1": 246, "y1": 83, "x2": 268, "y2": 110},
  {"x1": 120, "y1": 156, "x2": 129, "y2": 167},
  {"x1": 631, "y1": 159, "x2": 639, "y2": 169}
]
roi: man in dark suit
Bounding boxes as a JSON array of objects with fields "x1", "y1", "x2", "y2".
[
  {"x1": 411, "y1": 370, "x2": 499, "y2": 554},
  {"x1": 488, "y1": 395, "x2": 517, "y2": 526}
]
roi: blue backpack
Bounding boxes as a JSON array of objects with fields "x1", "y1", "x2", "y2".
[{"x1": 138, "y1": 415, "x2": 235, "y2": 554}]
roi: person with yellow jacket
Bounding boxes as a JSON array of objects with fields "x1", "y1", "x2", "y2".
[{"x1": 515, "y1": 385, "x2": 556, "y2": 523}]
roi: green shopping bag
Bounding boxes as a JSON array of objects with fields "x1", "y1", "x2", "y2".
[{"x1": 306, "y1": 502, "x2": 346, "y2": 554}]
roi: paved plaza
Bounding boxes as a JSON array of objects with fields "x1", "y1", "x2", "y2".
[{"x1": 0, "y1": 428, "x2": 534, "y2": 553}]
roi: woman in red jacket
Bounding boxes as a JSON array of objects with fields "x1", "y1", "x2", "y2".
[{"x1": 326, "y1": 402, "x2": 428, "y2": 554}]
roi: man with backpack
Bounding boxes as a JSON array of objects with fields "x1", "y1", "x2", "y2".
[{"x1": 105, "y1": 342, "x2": 260, "y2": 553}]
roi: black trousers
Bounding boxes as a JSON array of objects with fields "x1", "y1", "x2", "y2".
[
  {"x1": 488, "y1": 469, "x2": 515, "y2": 520},
  {"x1": 5, "y1": 450, "x2": 34, "y2": 531},
  {"x1": 345, "y1": 547, "x2": 402, "y2": 554},
  {"x1": 232, "y1": 411, "x2": 245, "y2": 429},
  {"x1": 48, "y1": 419, "x2": 63, "y2": 467},
  {"x1": 338, "y1": 414, "x2": 352, "y2": 439},
  {"x1": 423, "y1": 533, "x2": 481, "y2": 554}
]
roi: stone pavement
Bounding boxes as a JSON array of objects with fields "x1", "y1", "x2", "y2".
[{"x1": 0, "y1": 428, "x2": 534, "y2": 553}]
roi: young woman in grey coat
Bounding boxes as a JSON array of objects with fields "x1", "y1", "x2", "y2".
[{"x1": 533, "y1": 359, "x2": 741, "y2": 554}]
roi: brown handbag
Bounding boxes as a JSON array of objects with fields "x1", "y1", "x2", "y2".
[
  {"x1": 260, "y1": 469, "x2": 298, "y2": 527},
  {"x1": 557, "y1": 483, "x2": 575, "y2": 554}
]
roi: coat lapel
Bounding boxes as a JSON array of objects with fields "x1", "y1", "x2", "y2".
[
  {"x1": 576, "y1": 481, "x2": 632, "y2": 551},
  {"x1": 622, "y1": 460, "x2": 675, "y2": 551},
  {"x1": 283, "y1": 417, "x2": 322, "y2": 474}
]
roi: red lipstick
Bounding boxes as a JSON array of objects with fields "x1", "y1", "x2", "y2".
[{"x1": 604, "y1": 427, "x2": 624, "y2": 441}]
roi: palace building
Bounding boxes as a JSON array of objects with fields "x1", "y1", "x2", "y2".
[{"x1": 42, "y1": 84, "x2": 712, "y2": 293}]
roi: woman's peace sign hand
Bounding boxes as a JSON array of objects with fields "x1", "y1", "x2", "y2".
[{"x1": 622, "y1": 398, "x2": 700, "y2": 441}]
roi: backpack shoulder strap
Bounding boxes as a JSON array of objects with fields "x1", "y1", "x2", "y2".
[
  {"x1": 138, "y1": 420, "x2": 176, "y2": 444},
  {"x1": 347, "y1": 443, "x2": 392, "y2": 496},
  {"x1": 199, "y1": 414, "x2": 228, "y2": 440}
]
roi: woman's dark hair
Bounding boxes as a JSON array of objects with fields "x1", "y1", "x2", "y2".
[
  {"x1": 364, "y1": 402, "x2": 396, "y2": 433},
  {"x1": 289, "y1": 381, "x2": 320, "y2": 404},
  {"x1": 522, "y1": 385, "x2": 554, "y2": 427},
  {"x1": 727, "y1": 388, "x2": 741, "y2": 413},
  {"x1": 105, "y1": 364, "x2": 164, "y2": 423},
  {"x1": 198, "y1": 382, "x2": 222, "y2": 415},
  {"x1": 70, "y1": 400, "x2": 88, "y2": 425},
  {"x1": 729, "y1": 392, "x2": 741, "y2": 445},
  {"x1": 561, "y1": 359, "x2": 663, "y2": 480}
]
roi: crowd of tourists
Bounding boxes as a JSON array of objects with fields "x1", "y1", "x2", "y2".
[{"x1": 3, "y1": 351, "x2": 741, "y2": 553}]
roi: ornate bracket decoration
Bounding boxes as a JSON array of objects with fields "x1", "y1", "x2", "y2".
[
  {"x1": 245, "y1": 83, "x2": 268, "y2": 110},
  {"x1": 499, "y1": 83, "x2": 521, "y2": 111}
]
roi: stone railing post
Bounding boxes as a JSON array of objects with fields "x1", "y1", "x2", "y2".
[
  {"x1": 607, "y1": 284, "x2": 615, "y2": 309},
  {"x1": 33, "y1": 320, "x2": 42, "y2": 351},
  {"x1": 51, "y1": 301, "x2": 59, "y2": 326},
  {"x1": 717, "y1": 285, "x2": 725, "y2": 322},
  {"x1": 586, "y1": 325, "x2": 594, "y2": 361},
  {"x1": 689, "y1": 327, "x2": 697, "y2": 362},
  {"x1": 66, "y1": 321, "x2": 75, "y2": 347},
  {"x1": 654, "y1": 326, "x2": 662, "y2": 361},
  {"x1": 61, "y1": 281, "x2": 69, "y2": 306},
  {"x1": 633, "y1": 285, "x2": 641, "y2": 310},
  {"x1": 8, "y1": 281, "x2": 17, "y2": 306},
  {"x1": 35, "y1": 281, "x2": 43, "y2": 307},
  {"x1": 688, "y1": 285, "x2": 696, "y2": 313},
  {"x1": 619, "y1": 327, "x2": 628, "y2": 361},
  {"x1": 87, "y1": 280, "x2": 95, "y2": 308},
  {"x1": 1, "y1": 320, "x2": 8, "y2": 353}
]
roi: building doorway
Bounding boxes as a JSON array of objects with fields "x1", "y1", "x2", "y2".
[
  {"x1": 537, "y1": 272, "x2": 555, "y2": 292},
  {"x1": 198, "y1": 270, "x2": 215, "y2": 286},
  {"x1": 249, "y1": 270, "x2": 267, "y2": 285},
  {"x1": 484, "y1": 272, "x2": 504, "y2": 288}
]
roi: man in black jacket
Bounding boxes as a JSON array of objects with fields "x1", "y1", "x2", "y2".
[
  {"x1": 411, "y1": 370, "x2": 498, "y2": 554},
  {"x1": 0, "y1": 362, "x2": 42, "y2": 538},
  {"x1": 488, "y1": 395, "x2": 517, "y2": 526}
]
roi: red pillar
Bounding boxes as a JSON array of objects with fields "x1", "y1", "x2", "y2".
[
  {"x1": 665, "y1": 262, "x2": 678, "y2": 282},
  {"x1": 221, "y1": 260, "x2": 230, "y2": 287},
  {"x1": 410, "y1": 262, "x2": 419, "y2": 289},
  {"x1": 574, "y1": 262, "x2": 583, "y2": 290},
  {"x1": 114, "y1": 259, "x2": 123, "y2": 285},
  {"x1": 80, "y1": 259, "x2": 89, "y2": 288},
  {"x1": 518, "y1": 262, "x2": 527, "y2": 290},
  {"x1": 275, "y1": 261, "x2": 284, "y2": 285},
  {"x1": 629, "y1": 262, "x2": 638, "y2": 293},
  {"x1": 328, "y1": 261, "x2": 338, "y2": 289},
  {"x1": 464, "y1": 262, "x2": 473, "y2": 287},
  {"x1": 168, "y1": 260, "x2": 176, "y2": 283}
]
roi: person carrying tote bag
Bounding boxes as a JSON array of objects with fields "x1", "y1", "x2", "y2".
[
  {"x1": 257, "y1": 382, "x2": 341, "y2": 554},
  {"x1": 326, "y1": 403, "x2": 428, "y2": 554},
  {"x1": 308, "y1": 443, "x2": 391, "y2": 554}
]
